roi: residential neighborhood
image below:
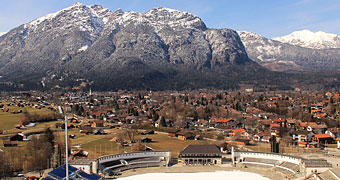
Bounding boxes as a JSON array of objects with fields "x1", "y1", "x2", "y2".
[{"x1": 1, "y1": 90, "x2": 340, "y2": 179}]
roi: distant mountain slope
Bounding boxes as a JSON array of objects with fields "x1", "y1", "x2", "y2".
[
  {"x1": 238, "y1": 31, "x2": 340, "y2": 72},
  {"x1": 272, "y1": 30, "x2": 340, "y2": 49},
  {"x1": 0, "y1": 2, "x2": 282, "y2": 90}
]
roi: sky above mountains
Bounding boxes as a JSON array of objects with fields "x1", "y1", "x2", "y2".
[{"x1": 1, "y1": 0, "x2": 340, "y2": 38}]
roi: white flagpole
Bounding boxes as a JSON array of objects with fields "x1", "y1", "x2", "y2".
[{"x1": 59, "y1": 106, "x2": 69, "y2": 180}]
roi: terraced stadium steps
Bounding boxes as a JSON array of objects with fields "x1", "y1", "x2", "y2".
[{"x1": 318, "y1": 170, "x2": 340, "y2": 180}]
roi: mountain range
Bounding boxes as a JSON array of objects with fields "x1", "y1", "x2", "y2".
[
  {"x1": 272, "y1": 30, "x2": 340, "y2": 49},
  {"x1": 238, "y1": 30, "x2": 340, "y2": 72},
  {"x1": 0, "y1": 2, "x2": 339, "y2": 90}
]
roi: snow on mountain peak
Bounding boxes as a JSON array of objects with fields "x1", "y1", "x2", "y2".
[
  {"x1": 0, "y1": 32, "x2": 6, "y2": 37},
  {"x1": 147, "y1": 7, "x2": 188, "y2": 14},
  {"x1": 73, "y1": 1, "x2": 83, "y2": 7},
  {"x1": 28, "y1": 2, "x2": 87, "y2": 27},
  {"x1": 144, "y1": 7, "x2": 206, "y2": 31},
  {"x1": 114, "y1": 8, "x2": 124, "y2": 15},
  {"x1": 238, "y1": 31, "x2": 263, "y2": 39},
  {"x1": 145, "y1": 7, "x2": 200, "y2": 21},
  {"x1": 24, "y1": 2, "x2": 113, "y2": 39},
  {"x1": 101, "y1": 6, "x2": 206, "y2": 34},
  {"x1": 237, "y1": 31, "x2": 282, "y2": 60},
  {"x1": 272, "y1": 30, "x2": 340, "y2": 49}
]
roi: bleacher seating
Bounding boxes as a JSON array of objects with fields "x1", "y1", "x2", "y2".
[
  {"x1": 243, "y1": 157, "x2": 280, "y2": 165},
  {"x1": 318, "y1": 170, "x2": 339, "y2": 180},
  {"x1": 102, "y1": 156, "x2": 165, "y2": 173},
  {"x1": 303, "y1": 159, "x2": 332, "y2": 167},
  {"x1": 127, "y1": 157, "x2": 160, "y2": 164},
  {"x1": 241, "y1": 163, "x2": 273, "y2": 168},
  {"x1": 98, "y1": 151, "x2": 171, "y2": 173},
  {"x1": 275, "y1": 166, "x2": 295, "y2": 175},
  {"x1": 241, "y1": 157, "x2": 301, "y2": 176},
  {"x1": 113, "y1": 162, "x2": 164, "y2": 172},
  {"x1": 279, "y1": 161, "x2": 300, "y2": 172}
]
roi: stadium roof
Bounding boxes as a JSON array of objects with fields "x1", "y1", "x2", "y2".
[
  {"x1": 180, "y1": 144, "x2": 222, "y2": 155},
  {"x1": 48, "y1": 165, "x2": 78, "y2": 179},
  {"x1": 42, "y1": 164, "x2": 102, "y2": 180}
]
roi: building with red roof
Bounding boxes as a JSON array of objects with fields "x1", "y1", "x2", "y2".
[
  {"x1": 213, "y1": 118, "x2": 233, "y2": 123},
  {"x1": 229, "y1": 129, "x2": 247, "y2": 137},
  {"x1": 312, "y1": 134, "x2": 333, "y2": 144}
]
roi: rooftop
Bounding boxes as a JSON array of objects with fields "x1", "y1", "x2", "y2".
[{"x1": 180, "y1": 145, "x2": 222, "y2": 155}]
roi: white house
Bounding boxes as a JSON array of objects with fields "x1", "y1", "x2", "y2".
[{"x1": 70, "y1": 159, "x2": 94, "y2": 174}]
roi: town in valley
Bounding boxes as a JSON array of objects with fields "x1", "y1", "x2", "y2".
[
  {"x1": 1, "y1": 89, "x2": 340, "y2": 179},
  {"x1": 1, "y1": 1, "x2": 340, "y2": 180}
]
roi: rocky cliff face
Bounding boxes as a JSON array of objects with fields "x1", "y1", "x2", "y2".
[{"x1": 0, "y1": 3, "x2": 275, "y2": 90}]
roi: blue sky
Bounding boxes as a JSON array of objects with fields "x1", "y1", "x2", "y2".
[{"x1": 1, "y1": 0, "x2": 340, "y2": 37}]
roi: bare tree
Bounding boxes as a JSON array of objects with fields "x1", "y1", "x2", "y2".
[{"x1": 131, "y1": 142, "x2": 146, "y2": 152}]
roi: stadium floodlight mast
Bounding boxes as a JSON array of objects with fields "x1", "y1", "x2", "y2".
[{"x1": 58, "y1": 106, "x2": 70, "y2": 180}]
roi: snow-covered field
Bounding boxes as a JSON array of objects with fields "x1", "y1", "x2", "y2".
[{"x1": 119, "y1": 171, "x2": 271, "y2": 180}]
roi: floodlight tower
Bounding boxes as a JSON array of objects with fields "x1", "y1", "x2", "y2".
[{"x1": 58, "y1": 106, "x2": 69, "y2": 180}]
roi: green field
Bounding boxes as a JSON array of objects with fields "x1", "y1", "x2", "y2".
[
  {"x1": 81, "y1": 137, "x2": 120, "y2": 159},
  {"x1": 0, "y1": 101, "x2": 55, "y2": 131},
  {"x1": 0, "y1": 113, "x2": 22, "y2": 131}
]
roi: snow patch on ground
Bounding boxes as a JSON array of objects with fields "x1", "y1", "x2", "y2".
[
  {"x1": 119, "y1": 171, "x2": 271, "y2": 180},
  {"x1": 78, "y1": 45, "x2": 89, "y2": 52}
]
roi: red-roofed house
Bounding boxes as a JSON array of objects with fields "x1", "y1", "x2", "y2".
[
  {"x1": 214, "y1": 118, "x2": 234, "y2": 124},
  {"x1": 337, "y1": 137, "x2": 340, "y2": 149},
  {"x1": 273, "y1": 118, "x2": 284, "y2": 123},
  {"x1": 252, "y1": 132, "x2": 269, "y2": 142},
  {"x1": 261, "y1": 136, "x2": 272, "y2": 143},
  {"x1": 300, "y1": 122, "x2": 317, "y2": 130},
  {"x1": 270, "y1": 123, "x2": 281, "y2": 129},
  {"x1": 315, "y1": 113, "x2": 327, "y2": 119},
  {"x1": 325, "y1": 92, "x2": 333, "y2": 97},
  {"x1": 298, "y1": 141, "x2": 307, "y2": 148},
  {"x1": 89, "y1": 111, "x2": 107, "y2": 119},
  {"x1": 270, "y1": 123, "x2": 281, "y2": 135},
  {"x1": 91, "y1": 120, "x2": 104, "y2": 128},
  {"x1": 286, "y1": 118, "x2": 297, "y2": 128},
  {"x1": 312, "y1": 134, "x2": 333, "y2": 144},
  {"x1": 229, "y1": 129, "x2": 247, "y2": 137}
]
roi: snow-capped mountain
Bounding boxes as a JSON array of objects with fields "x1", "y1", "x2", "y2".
[
  {"x1": 0, "y1": 2, "x2": 268, "y2": 90},
  {"x1": 272, "y1": 30, "x2": 340, "y2": 49},
  {"x1": 0, "y1": 32, "x2": 6, "y2": 37},
  {"x1": 238, "y1": 31, "x2": 340, "y2": 72},
  {"x1": 27, "y1": 2, "x2": 110, "y2": 33}
]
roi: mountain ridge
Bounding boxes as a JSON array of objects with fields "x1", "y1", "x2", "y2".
[
  {"x1": 238, "y1": 30, "x2": 340, "y2": 72},
  {"x1": 0, "y1": 3, "x2": 280, "y2": 90},
  {"x1": 272, "y1": 30, "x2": 340, "y2": 49},
  {"x1": 1, "y1": 3, "x2": 339, "y2": 90}
]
